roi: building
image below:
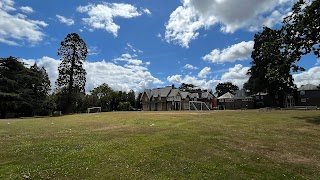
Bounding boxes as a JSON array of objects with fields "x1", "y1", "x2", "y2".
[
  {"x1": 141, "y1": 86, "x2": 215, "y2": 111},
  {"x1": 296, "y1": 84, "x2": 320, "y2": 107},
  {"x1": 217, "y1": 90, "x2": 254, "y2": 110}
]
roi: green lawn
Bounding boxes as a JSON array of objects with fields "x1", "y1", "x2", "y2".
[{"x1": 1, "y1": 110, "x2": 320, "y2": 179}]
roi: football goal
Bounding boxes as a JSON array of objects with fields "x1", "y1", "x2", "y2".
[
  {"x1": 189, "y1": 101, "x2": 210, "y2": 111},
  {"x1": 87, "y1": 107, "x2": 102, "y2": 113}
]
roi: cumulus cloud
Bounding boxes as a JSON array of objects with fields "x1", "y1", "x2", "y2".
[
  {"x1": 77, "y1": 2, "x2": 149, "y2": 37},
  {"x1": 221, "y1": 64, "x2": 250, "y2": 88},
  {"x1": 56, "y1": 15, "x2": 74, "y2": 26},
  {"x1": 0, "y1": 0, "x2": 48, "y2": 46},
  {"x1": 165, "y1": 0, "x2": 294, "y2": 47},
  {"x1": 19, "y1": 6, "x2": 34, "y2": 13},
  {"x1": 293, "y1": 66, "x2": 320, "y2": 88},
  {"x1": 184, "y1": 64, "x2": 198, "y2": 70},
  {"x1": 203, "y1": 41, "x2": 254, "y2": 63},
  {"x1": 167, "y1": 64, "x2": 250, "y2": 90},
  {"x1": 22, "y1": 55, "x2": 162, "y2": 93},
  {"x1": 167, "y1": 74, "x2": 220, "y2": 90},
  {"x1": 198, "y1": 67, "x2": 211, "y2": 78}
]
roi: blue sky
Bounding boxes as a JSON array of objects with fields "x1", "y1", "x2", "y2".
[{"x1": 1, "y1": 0, "x2": 319, "y2": 93}]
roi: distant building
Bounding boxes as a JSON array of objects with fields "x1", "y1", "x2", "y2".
[
  {"x1": 141, "y1": 86, "x2": 215, "y2": 111},
  {"x1": 296, "y1": 84, "x2": 320, "y2": 107},
  {"x1": 217, "y1": 90, "x2": 254, "y2": 110}
]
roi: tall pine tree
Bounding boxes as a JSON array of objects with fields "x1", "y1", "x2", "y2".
[{"x1": 56, "y1": 33, "x2": 87, "y2": 114}]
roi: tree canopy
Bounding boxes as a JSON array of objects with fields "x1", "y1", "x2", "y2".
[
  {"x1": 56, "y1": 33, "x2": 87, "y2": 114},
  {"x1": 215, "y1": 82, "x2": 239, "y2": 97},
  {"x1": 0, "y1": 57, "x2": 51, "y2": 118}
]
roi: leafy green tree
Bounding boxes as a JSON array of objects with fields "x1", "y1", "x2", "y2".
[
  {"x1": 283, "y1": 0, "x2": 320, "y2": 60},
  {"x1": 0, "y1": 57, "x2": 51, "y2": 118},
  {"x1": 179, "y1": 83, "x2": 196, "y2": 90},
  {"x1": 127, "y1": 90, "x2": 136, "y2": 108},
  {"x1": 56, "y1": 33, "x2": 87, "y2": 114},
  {"x1": 215, "y1": 82, "x2": 239, "y2": 97},
  {"x1": 245, "y1": 27, "x2": 297, "y2": 106},
  {"x1": 117, "y1": 102, "x2": 132, "y2": 111},
  {"x1": 135, "y1": 92, "x2": 143, "y2": 109},
  {"x1": 90, "y1": 83, "x2": 114, "y2": 111}
]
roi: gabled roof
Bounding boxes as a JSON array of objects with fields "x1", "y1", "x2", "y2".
[
  {"x1": 151, "y1": 86, "x2": 173, "y2": 98},
  {"x1": 141, "y1": 89, "x2": 151, "y2": 100},
  {"x1": 217, "y1": 92, "x2": 235, "y2": 99},
  {"x1": 297, "y1": 84, "x2": 319, "y2": 91},
  {"x1": 180, "y1": 91, "x2": 190, "y2": 99},
  {"x1": 190, "y1": 93, "x2": 199, "y2": 99},
  {"x1": 168, "y1": 89, "x2": 180, "y2": 97}
]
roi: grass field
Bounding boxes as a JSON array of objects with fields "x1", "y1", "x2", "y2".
[{"x1": 1, "y1": 110, "x2": 320, "y2": 179}]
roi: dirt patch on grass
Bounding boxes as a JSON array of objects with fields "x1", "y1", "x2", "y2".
[{"x1": 231, "y1": 140, "x2": 320, "y2": 167}]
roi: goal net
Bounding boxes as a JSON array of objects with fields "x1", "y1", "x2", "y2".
[
  {"x1": 87, "y1": 107, "x2": 102, "y2": 113},
  {"x1": 189, "y1": 101, "x2": 210, "y2": 111}
]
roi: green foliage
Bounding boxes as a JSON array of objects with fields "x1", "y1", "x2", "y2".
[
  {"x1": 0, "y1": 57, "x2": 51, "y2": 118},
  {"x1": 179, "y1": 83, "x2": 195, "y2": 90},
  {"x1": 56, "y1": 33, "x2": 87, "y2": 114},
  {"x1": 283, "y1": 0, "x2": 320, "y2": 59},
  {"x1": 215, "y1": 82, "x2": 239, "y2": 97},
  {"x1": 244, "y1": 0, "x2": 319, "y2": 106},
  {"x1": 117, "y1": 101, "x2": 132, "y2": 111}
]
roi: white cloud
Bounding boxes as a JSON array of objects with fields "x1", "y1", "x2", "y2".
[
  {"x1": 167, "y1": 64, "x2": 250, "y2": 90},
  {"x1": 126, "y1": 43, "x2": 143, "y2": 53},
  {"x1": 167, "y1": 74, "x2": 220, "y2": 90},
  {"x1": 203, "y1": 41, "x2": 254, "y2": 63},
  {"x1": 142, "y1": 8, "x2": 151, "y2": 15},
  {"x1": 87, "y1": 46, "x2": 100, "y2": 56},
  {"x1": 221, "y1": 64, "x2": 250, "y2": 88},
  {"x1": 0, "y1": 0, "x2": 48, "y2": 46},
  {"x1": 165, "y1": 0, "x2": 294, "y2": 47},
  {"x1": 184, "y1": 64, "x2": 198, "y2": 70},
  {"x1": 21, "y1": 56, "x2": 60, "y2": 89},
  {"x1": 22, "y1": 56, "x2": 162, "y2": 93},
  {"x1": 114, "y1": 53, "x2": 145, "y2": 66},
  {"x1": 293, "y1": 66, "x2": 320, "y2": 87},
  {"x1": 198, "y1": 67, "x2": 211, "y2": 78},
  {"x1": 19, "y1": 6, "x2": 34, "y2": 13},
  {"x1": 77, "y1": 2, "x2": 149, "y2": 37},
  {"x1": 56, "y1": 15, "x2": 74, "y2": 26}
]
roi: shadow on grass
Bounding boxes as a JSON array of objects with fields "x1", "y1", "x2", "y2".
[{"x1": 292, "y1": 116, "x2": 320, "y2": 125}]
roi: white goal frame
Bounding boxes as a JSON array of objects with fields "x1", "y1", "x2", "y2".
[
  {"x1": 87, "y1": 107, "x2": 102, "y2": 113},
  {"x1": 189, "y1": 101, "x2": 210, "y2": 111}
]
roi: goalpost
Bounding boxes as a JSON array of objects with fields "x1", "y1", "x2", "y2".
[
  {"x1": 87, "y1": 107, "x2": 102, "y2": 113},
  {"x1": 189, "y1": 101, "x2": 210, "y2": 111}
]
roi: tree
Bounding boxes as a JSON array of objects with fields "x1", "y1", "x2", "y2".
[
  {"x1": 56, "y1": 33, "x2": 87, "y2": 114},
  {"x1": 0, "y1": 57, "x2": 51, "y2": 118},
  {"x1": 135, "y1": 92, "x2": 143, "y2": 109},
  {"x1": 283, "y1": 0, "x2": 320, "y2": 60},
  {"x1": 90, "y1": 83, "x2": 114, "y2": 111},
  {"x1": 127, "y1": 90, "x2": 136, "y2": 108},
  {"x1": 245, "y1": 27, "x2": 297, "y2": 107},
  {"x1": 117, "y1": 102, "x2": 132, "y2": 111},
  {"x1": 215, "y1": 82, "x2": 239, "y2": 97},
  {"x1": 179, "y1": 83, "x2": 196, "y2": 90}
]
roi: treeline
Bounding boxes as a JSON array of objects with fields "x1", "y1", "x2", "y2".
[
  {"x1": 0, "y1": 56, "x2": 142, "y2": 118},
  {"x1": 0, "y1": 57, "x2": 52, "y2": 118}
]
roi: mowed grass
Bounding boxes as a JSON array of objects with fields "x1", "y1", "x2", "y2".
[{"x1": 1, "y1": 110, "x2": 320, "y2": 179}]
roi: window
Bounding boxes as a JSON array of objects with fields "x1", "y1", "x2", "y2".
[
  {"x1": 219, "y1": 99, "x2": 224, "y2": 102},
  {"x1": 255, "y1": 96, "x2": 259, "y2": 100},
  {"x1": 301, "y1": 98, "x2": 306, "y2": 103},
  {"x1": 225, "y1": 99, "x2": 234, "y2": 102},
  {"x1": 300, "y1": 91, "x2": 305, "y2": 95}
]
